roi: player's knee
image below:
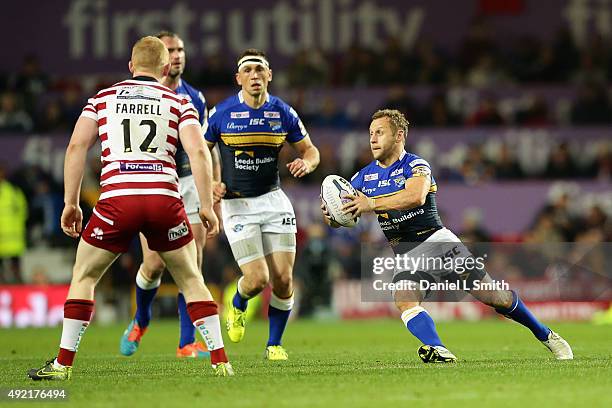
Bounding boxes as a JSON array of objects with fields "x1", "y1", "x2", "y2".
[
  {"x1": 395, "y1": 300, "x2": 421, "y2": 313},
  {"x1": 141, "y1": 258, "x2": 165, "y2": 280},
  {"x1": 245, "y1": 269, "x2": 269, "y2": 293},
  {"x1": 272, "y1": 272, "x2": 293, "y2": 295},
  {"x1": 475, "y1": 289, "x2": 513, "y2": 309}
]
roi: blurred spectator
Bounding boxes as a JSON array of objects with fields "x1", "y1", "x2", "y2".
[
  {"x1": 585, "y1": 144, "x2": 611, "y2": 181},
  {"x1": 12, "y1": 55, "x2": 48, "y2": 114},
  {"x1": 0, "y1": 92, "x2": 33, "y2": 132},
  {"x1": 467, "y1": 97, "x2": 504, "y2": 126},
  {"x1": 419, "y1": 93, "x2": 461, "y2": 127},
  {"x1": 551, "y1": 27, "x2": 580, "y2": 82},
  {"x1": 198, "y1": 53, "x2": 233, "y2": 87},
  {"x1": 0, "y1": 164, "x2": 27, "y2": 283},
  {"x1": 287, "y1": 49, "x2": 330, "y2": 87},
  {"x1": 571, "y1": 52, "x2": 608, "y2": 86},
  {"x1": 494, "y1": 144, "x2": 524, "y2": 179},
  {"x1": 415, "y1": 40, "x2": 447, "y2": 85},
  {"x1": 308, "y1": 96, "x2": 354, "y2": 128},
  {"x1": 466, "y1": 54, "x2": 509, "y2": 89},
  {"x1": 297, "y1": 224, "x2": 336, "y2": 316},
  {"x1": 61, "y1": 86, "x2": 85, "y2": 125},
  {"x1": 30, "y1": 265, "x2": 50, "y2": 285},
  {"x1": 459, "y1": 144, "x2": 495, "y2": 184},
  {"x1": 459, "y1": 208, "x2": 491, "y2": 242},
  {"x1": 515, "y1": 96, "x2": 551, "y2": 127},
  {"x1": 341, "y1": 46, "x2": 377, "y2": 86},
  {"x1": 380, "y1": 86, "x2": 419, "y2": 120},
  {"x1": 36, "y1": 100, "x2": 70, "y2": 132},
  {"x1": 571, "y1": 84, "x2": 612, "y2": 125},
  {"x1": 458, "y1": 17, "x2": 497, "y2": 70},
  {"x1": 545, "y1": 143, "x2": 578, "y2": 179},
  {"x1": 378, "y1": 38, "x2": 411, "y2": 85},
  {"x1": 525, "y1": 211, "x2": 564, "y2": 243}
]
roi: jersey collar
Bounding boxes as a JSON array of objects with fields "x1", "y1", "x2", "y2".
[
  {"x1": 132, "y1": 75, "x2": 158, "y2": 82},
  {"x1": 238, "y1": 90, "x2": 270, "y2": 104},
  {"x1": 376, "y1": 149, "x2": 407, "y2": 167}
]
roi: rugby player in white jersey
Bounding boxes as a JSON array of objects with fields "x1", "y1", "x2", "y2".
[
  {"x1": 28, "y1": 36, "x2": 234, "y2": 379},
  {"x1": 205, "y1": 49, "x2": 320, "y2": 360},
  {"x1": 322, "y1": 109, "x2": 573, "y2": 362}
]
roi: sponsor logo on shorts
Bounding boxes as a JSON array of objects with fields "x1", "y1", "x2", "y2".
[
  {"x1": 233, "y1": 224, "x2": 244, "y2": 232},
  {"x1": 230, "y1": 111, "x2": 250, "y2": 118},
  {"x1": 119, "y1": 162, "x2": 163, "y2": 172},
  {"x1": 168, "y1": 221, "x2": 189, "y2": 241},
  {"x1": 364, "y1": 173, "x2": 379, "y2": 181},
  {"x1": 91, "y1": 227, "x2": 104, "y2": 240},
  {"x1": 281, "y1": 217, "x2": 296, "y2": 226},
  {"x1": 264, "y1": 111, "x2": 281, "y2": 118}
]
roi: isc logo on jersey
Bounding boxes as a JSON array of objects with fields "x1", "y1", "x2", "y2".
[
  {"x1": 378, "y1": 179, "x2": 391, "y2": 187},
  {"x1": 168, "y1": 221, "x2": 189, "y2": 241}
]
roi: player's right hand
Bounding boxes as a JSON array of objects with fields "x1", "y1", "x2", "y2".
[
  {"x1": 61, "y1": 204, "x2": 83, "y2": 238},
  {"x1": 213, "y1": 182, "x2": 226, "y2": 204},
  {"x1": 199, "y1": 206, "x2": 220, "y2": 238}
]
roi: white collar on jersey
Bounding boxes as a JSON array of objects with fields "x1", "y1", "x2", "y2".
[
  {"x1": 376, "y1": 149, "x2": 407, "y2": 167},
  {"x1": 238, "y1": 90, "x2": 270, "y2": 104}
]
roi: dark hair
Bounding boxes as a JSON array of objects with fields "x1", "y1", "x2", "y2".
[
  {"x1": 156, "y1": 30, "x2": 179, "y2": 40},
  {"x1": 237, "y1": 49, "x2": 267, "y2": 64}
]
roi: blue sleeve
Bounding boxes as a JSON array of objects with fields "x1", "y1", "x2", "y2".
[
  {"x1": 404, "y1": 156, "x2": 432, "y2": 179},
  {"x1": 196, "y1": 91, "x2": 207, "y2": 126},
  {"x1": 285, "y1": 106, "x2": 308, "y2": 143},
  {"x1": 350, "y1": 171, "x2": 363, "y2": 191},
  {"x1": 204, "y1": 106, "x2": 220, "y2": 143}
]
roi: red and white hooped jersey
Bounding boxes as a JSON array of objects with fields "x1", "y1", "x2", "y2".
[{"x1": 80, "y1": 76, "x2": 200, "y2": 201}]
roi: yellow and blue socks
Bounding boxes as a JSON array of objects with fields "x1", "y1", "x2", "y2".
[
  {"x1": 267, "y1": 292, "x2": 293, "y2": 346},
  {"x1": 134, "y1": 268, "x2": 161, "y2": 329},
  {"x1": 496, "y1": 290, "x2": 551, "y2": 341},
  {"x1": 401, "y1": 306, "x2": 444, "y2": 347}
]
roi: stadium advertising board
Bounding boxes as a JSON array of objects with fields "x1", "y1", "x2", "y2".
[
  {"x1": 0, "y1": 285, "x2": 70, "y2": 328},
  {"x1": 1, "y1": 0, "x2": 607, "y2": 74}
]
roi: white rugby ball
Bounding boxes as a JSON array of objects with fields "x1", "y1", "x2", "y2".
[{"x1": 321, "y1": 175, "x2": 360, "y2": 228}]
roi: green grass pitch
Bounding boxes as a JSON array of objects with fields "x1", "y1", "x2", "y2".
[{"x1": 1, "y1": 319, "x2": 611, "y2": 407}]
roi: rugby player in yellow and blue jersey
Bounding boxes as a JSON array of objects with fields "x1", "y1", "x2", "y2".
[
  {"x1": 323, "y1": 109, "x2": 573, "y2": 363},
  {"x1": 205, "y1": 49, "x2": 320, "y2": 360}
]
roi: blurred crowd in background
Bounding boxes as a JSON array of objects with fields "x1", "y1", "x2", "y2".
[{"x1": 0, "y1": 17, "x2": 610, "y2": 317}]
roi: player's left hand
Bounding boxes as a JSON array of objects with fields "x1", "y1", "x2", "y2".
[
  {"x1": 61, "y1": 204, "x2": 83, "y2": 238},
  {"x1": 341, "y1": 191, "x2": 375, "y2": 217},
  {"x1": 287, "y1": 158, "x2": 311, "y2": 178}
]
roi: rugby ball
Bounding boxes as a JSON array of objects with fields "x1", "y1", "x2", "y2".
[{"x1": 321, "y1": 175, "x2": 360, "y2": 228}]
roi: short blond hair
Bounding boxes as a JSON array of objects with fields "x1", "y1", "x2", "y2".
[
  {"x1": 371, "y1": 109, "x2": 410, "y2": 137},
  {"x1": 131, "y1": 36, "x2": 169, "y2": 75}
]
